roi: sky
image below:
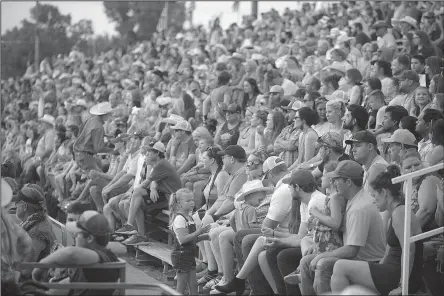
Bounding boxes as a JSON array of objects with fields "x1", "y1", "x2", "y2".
[{"x1": 1, "y1": 1, "x2": 317, "y2": 36}]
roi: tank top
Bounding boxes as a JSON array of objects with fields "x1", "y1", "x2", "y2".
[{"x1": 385, "y1": 204, "x2": 423, "y2": 293}]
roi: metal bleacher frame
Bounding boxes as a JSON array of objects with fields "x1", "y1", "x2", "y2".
[{"x1": 391, "y1": 162, "x2": 444, "y2": 295}]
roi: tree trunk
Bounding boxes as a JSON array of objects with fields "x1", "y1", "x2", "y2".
[{"x1": 251, "y1": 1, "x2": 258, "y2": 19}]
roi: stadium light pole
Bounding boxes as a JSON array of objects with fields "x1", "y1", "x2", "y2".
[{"x1": 34, "y1": 1, "x2": 40, "y2": 73}]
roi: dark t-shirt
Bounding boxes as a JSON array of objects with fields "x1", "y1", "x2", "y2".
[
  {"x1": 355, "y1": 32, "x2": 371, "y2": 47},
  {"x1": 147, "y1": 159, "x2": 182, "y2": 195},
  {"x1": 70, "y1": 247, "x2": 119, "y2": 296}
]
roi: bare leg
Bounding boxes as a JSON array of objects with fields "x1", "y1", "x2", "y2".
[
  {"x1": 209, "y1": 226, "x2": 228, "y2": 274},
  {"x1": 236, "y1": 236, "x2": 266, "y2": 280},
  {"x1": 127, "y1": 188, "x2": 145, "y2": 226},
  {"x1": 331, "y1": 259, "x2": 379, "y2": 294},
  {"x1": 188, "y1": 270, "x2": 198, "y2": 295},
  {"x1": 258, "y1": 250, "x2": 278, "y2": 294},
  {"x1": 219, "y1": 228, "x2": 236, "y2": 281},
  {"x1": 176, "y1": 272, "x2": 189, "y2": 294}
]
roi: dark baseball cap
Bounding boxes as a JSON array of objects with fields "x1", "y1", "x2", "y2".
[
  {"x1": 218, "y1": 145, "x2": 247, "y2": 161},
  {"x1": 345, "y1": 130, "x2": 377, "y2": 146},
  {"x1": 325, "y1": 160, "x2": 364, "y2": 180},
  {"x1": 66, "y1": 210, "x2": 112, "y2": 236},
  {"x1": 282, "y1": 169, "x2": 316, "y2": 188}
]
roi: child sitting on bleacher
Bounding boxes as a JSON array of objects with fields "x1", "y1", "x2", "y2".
[{"x1": 169, "y1": 188, "x2": 211, "y2": 294}]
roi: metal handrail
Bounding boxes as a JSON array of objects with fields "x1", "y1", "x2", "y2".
[
  {"x1": 43, "y1": 282, "x2": 181, "y2": 295},
  {"x1": 391, "y1": 162, "x2": 444, "y2": 295}
]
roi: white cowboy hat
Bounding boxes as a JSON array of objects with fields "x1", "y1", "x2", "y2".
[
  {"x1": 161, "y1": 114, "x2": 184, "y2": 125},
  {"x1": 39, "y1": 114, "x2": 55, "y2": 126},
  {"x1": 230, "y1": 52, "x2": 246, "y2": 62},
  {"x1": 90, "y1": 102, "x2": 113, "y2": 116},
  {"x1": 235, "y1": 180, "x2": 274, "y2": 202},
  {"x1": 156, "y1": 96, "x2": 172, "y2": 106},
  {"x1": 171, "y1": 120, "x2": 192, "y2": 132},
  {"x1": 392, "y1": 16, "x2": 418, "y2": 30},
  {"x1": 1, "y1": 179, "x2": 13, "y2": 208}
]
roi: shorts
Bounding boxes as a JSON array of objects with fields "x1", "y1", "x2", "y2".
[
  {"x1": 140, "y1": 189, "x2": 169, "y2": 217},
  {"x1": 171, "y1": 249, "x2": 196, "y2": 273}
]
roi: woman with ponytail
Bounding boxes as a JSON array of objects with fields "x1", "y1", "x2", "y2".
[{"x1": 331, "y1": 165, "x2": 423, "y2": 295}]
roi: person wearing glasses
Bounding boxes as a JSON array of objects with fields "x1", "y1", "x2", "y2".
[
  {"x1": 214, "y1": 104, "x2": 242, "y2": 149},
  {"x1": 32, "y1": 211, "x2": 120, "y2": 296}
]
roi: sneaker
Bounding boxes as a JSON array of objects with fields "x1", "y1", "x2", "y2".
[
  {"x1": 115, "y1": 223, "x2": 137, "y2": 235},
  {"x1": 215, "y1": 277, "x2": 245, "y2": 294},
  {"x1": 284, "y1": 271, "x2": 302, "y2": 285},
  {"x1": 197, "y1": 273, "x2": 217, "y2": 286},
  {"x1": 214, "y1": 277, "x2": 227, "y2": 288},
  {"x1": 203, "y1": 276, "x2": 222, "y2": 291},
  {"x1": 122, "y1": 235, "x2": 137, "y2": 244},
  {"x1": 123, "y1": 235, "x2": 148, "y2": 245},
  {"x1": 197, "y1": 268, "x2": 208, "y2": 280}
]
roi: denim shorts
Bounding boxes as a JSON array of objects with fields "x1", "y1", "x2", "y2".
[{"x1": 171, "y1": 249, "x2": 196, "y2": 273}]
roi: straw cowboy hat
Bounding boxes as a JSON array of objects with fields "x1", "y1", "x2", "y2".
[
  {"x1": 235, "y1": 180, "x2": 274, "y2": 202},
  {"x1": 90, "y1": 102, "x2": 114, "y2": 116},
  {"x1": 161, "y1": 114, "x2": 185, "y2": 125},
  {"x1": 39, "y1": 114, "x2": 55, "y2": 126},
  {"x1": 392, "y1": 16, "x2": 418, "y2": 30}
]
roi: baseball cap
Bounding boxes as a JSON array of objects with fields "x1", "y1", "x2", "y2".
[
  {"x1": 318, "y1": 132, "x2": 343, "y2": 150},
  {"x1": 345, "y1": 130, "x2": 377, "y2": 146},
  {"x1": 262, "y1": 156, "x2": 286, "y2": 174},
  {"x1": 381, "y1": 129, "x2": 417, "y2": 147},
  {"x1": 171, "y1": 120, "x2": 192, "y2": 132},
  {"x1": 396, "y1": 70, "x2": 419, "y2": 83},
  {"x1": 270, "y1": 85, "x2": 284, "y2": 94},
  {"x1": 325, "y1": 160, "x2": 364, "y2": 179},
  {"x1": 66, "y1": 210, "x2": 112, "y2": 236},
  {"x1": 143, "y1": 141, "x2": 166, "y2": 154},
  {"x1": 225, "y1": 103, "x2": 241, "y2": 113},
  {"x1": 218, "y1": 145, "x2": 247, "y2": 161},
  {"x1": 290, "y1": 100, "x2": 304, "y2": 111},
  {"x1": 280, "y1": 98, "x2": 292, "y2": 109},
  {"x1": 282, "y1": 169, "x2": 316, "y2": 188}
]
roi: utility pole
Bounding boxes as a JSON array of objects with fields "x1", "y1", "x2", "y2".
[
  {"x1": 252, "y1": 1, "x2": 258, "y2": 20},
  {"x1": 34, "y1": 1, "x2": 40, "y2": 73}
]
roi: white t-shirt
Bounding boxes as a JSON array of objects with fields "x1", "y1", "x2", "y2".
[
  {"x1": 300, "y1": 190, "x2": 327, "y2": 223},
  {"x1": 266, "y1": 178, "x2": 292, "y2": 231},
  {"x1": 172, "y1": 214, "x2": 195, "y2": 233}
]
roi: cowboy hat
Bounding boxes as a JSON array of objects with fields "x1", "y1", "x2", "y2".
[
  {"x1": 90, "y1": 102, "x2": 114, "y2": 116},
  {"x1": 39, "y1": 114, "x2": 55, "y2": 126},
  {"x1": 235, "y1": 180, "x2": 273, "y2": 202},
  {"x1": 392, "y1": 16, "x2": 418, "y2": 29},
  {"x1": 161, "y1": 114, "x2": 185, "y2": 125}
]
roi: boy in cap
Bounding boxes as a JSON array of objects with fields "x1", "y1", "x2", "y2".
[{"x1": 32, "y1": 211, "x2": 120, "y2": 296}]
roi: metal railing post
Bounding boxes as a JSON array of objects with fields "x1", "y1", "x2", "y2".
[{"x1": 401, "y1": 178, "x2": 412, "y2": 295}]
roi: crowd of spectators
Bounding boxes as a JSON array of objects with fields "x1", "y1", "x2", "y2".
[{"x1": 2, "y1": 1, "x2": 444, "y2": 295}]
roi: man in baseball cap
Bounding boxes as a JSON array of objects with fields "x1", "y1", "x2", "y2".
[
  {"x1": 382, "y1": 129, "x2": 417, "y2": 164},
  {"x1": 396, "y1": 70, "x2": 420, "y2": 112},
  {"x1": 169, "y1": 120, "x2": 195, "y2": 174},
  {"x1": 33, "y1": 210, "x2": 120, "y2": 292},
  {"x1": 115, "y1": 139, "x2": 181, "y2": 244},
  {"x1": 345, "y1": 130, "x2": 388, "y2": 187}
]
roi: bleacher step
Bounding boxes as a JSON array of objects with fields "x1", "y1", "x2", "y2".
[{"x1": 136, "y1": 241, "x2": 173, "y2": 266}]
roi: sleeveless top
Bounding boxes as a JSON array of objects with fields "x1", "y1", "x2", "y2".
[
  {"x1": 384, "y1": 204, "x2": 423, "y2": 293},
  {"x1": 172, "y1": 213, "x2": 197, "y2": 253}
]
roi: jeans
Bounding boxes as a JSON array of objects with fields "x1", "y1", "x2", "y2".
[
  {"x1": 233, "y1": 229, "x2": 272, "y2": 295},
  {"x1": 266, "y1": 247, "x2": 302, "y2": 296},
  {"x1": 300, "y1": 255, "x2": 339, "y2": 295}
]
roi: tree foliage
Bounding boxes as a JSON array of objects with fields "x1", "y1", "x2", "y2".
[
  {"x1": 1, "y1": 3, "x2": 94, "y2": 79},
  {"x1": 103, "y1": 1, "x2": 186, "y2": 41}
]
